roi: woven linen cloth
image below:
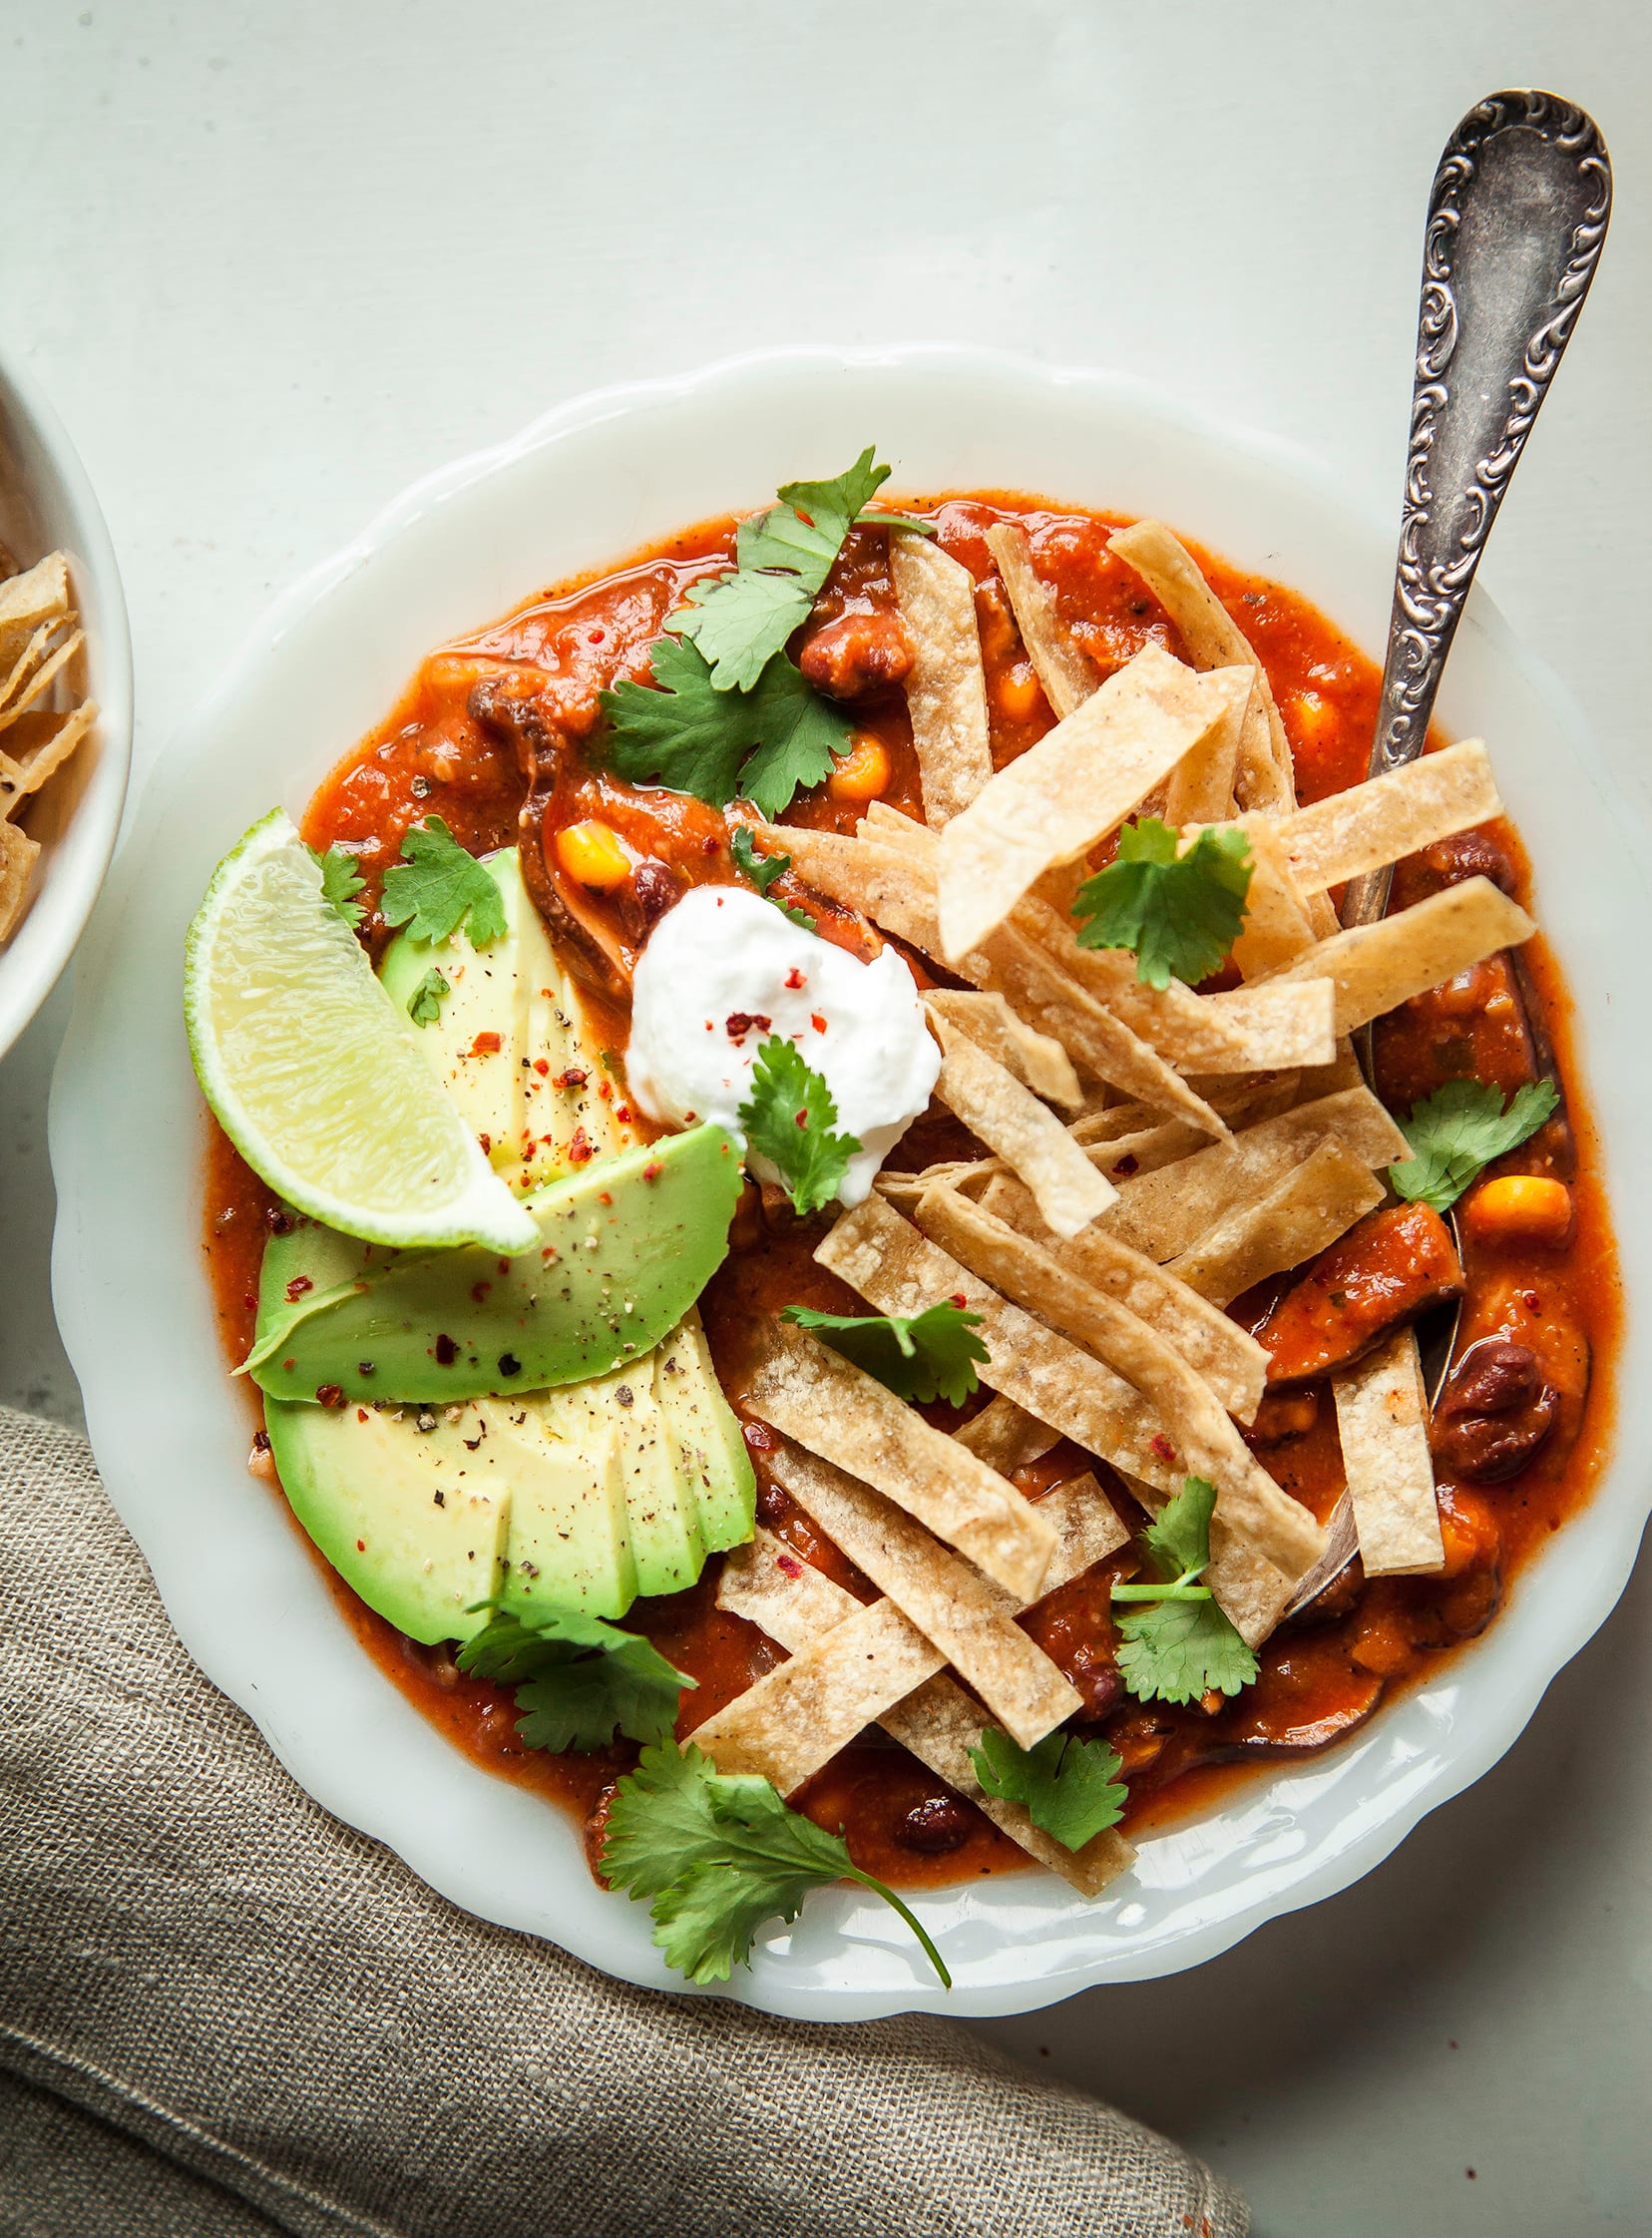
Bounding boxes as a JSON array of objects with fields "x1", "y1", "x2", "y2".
[{"x1": 0, "y1": 1405, "x2": 1247, "y2": 2238}]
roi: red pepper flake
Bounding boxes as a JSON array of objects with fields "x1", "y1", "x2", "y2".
[
  {"x1": 477, "y1": 1132, "x2": 492, "y2": 1154},
  {"x1": 702, "y1": 833, "x2": 720, "y2": 854},
  {"x1": 785, "y1": 967, "x2": 806, "y2": 990},
  {"x1": 1114, "y1": 1152, "x2": 1139, "y2": 1176},
  {"x1": 949, "y1": 1292, "x2": 968, "y2": 1308},
  {"x1": 598, "y1": 1190, "x2": 613, "y2": 1206},
  {"x1": 541, "y1": 1244, "x2": 560, "y2": 1263},
  {"x1": 471, "y1": 1032, "x2": 502, "y2": 1056},
  {"x1": 810, "y1": 1013, "x2": 827, "y2": 1034},
  {"x1": 533, "y1": 1058, "x2": 551, "y2": 1077},
  {"x1": 1523, "y1": 1290, "x2": 1542, "y2": 1312},
  {"x1": 643, "y1": 1160, "x2": 663, "y2": 1181},
  {"x1": 741, "y1": 1419, "x2": 780, "y2": 1453},
  {"x1": 1150, "y1": 1433, "x2": 1178, "y2": 1465},
  {"x1": 356, "y1": 1538, "x2": 367, "y2": 1553},
  {"x1": 794, "y1": 1108, "x2": 810, "y2": 1128},
  {"x1": 588, "y1": 627, "x2": 606, "y2": 646},
  {"x1": 285, "y1": 1275, "x2": 313, "y2": 1303},
  {"x1": 615, "y1": 1105, "x2": 631, "y2": 1122},
  {"x1": 598, "y1": 1080, "x2": 614, "y2": 1100},
  {"x1": 568, "y1": 1127, "x2": 594, "y2": 1164},
  {"x1": 434, "y1": 1333, "x2": 459, "y2": 1366},
  {"x1": 776, "y1": 1553, "x2": 803, "y2": 1577},
  {"x1": 317, "y1": 1384, "x2": 346, "y2": 1410},
  {"x1": 242, "y1": 1291, "x2": 257, "y2": 1311},
  {"x1": 263, "y1": 1205, "x2": 295, "y2": 1236},
  {"x1": 470, "y1": 1280, "x2": 492, "y2": 1304},
  {"x1": 726, "y1": 1011, "x2": 771, "y2": 1042},
  {"x1": 552, "y1": 1067, "x2": 589, "y2": 1090},
  {"x1": 356, "y1": 1408, "x2": 369, "y2": 1424}
]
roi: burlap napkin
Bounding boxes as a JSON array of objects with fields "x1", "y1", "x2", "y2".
[{"x1": 0, "y1": 1405, "x2": 1246, "y2": 2237}]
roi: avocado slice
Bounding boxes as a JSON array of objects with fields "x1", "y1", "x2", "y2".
[
  {"x1": 246, "y1": 1122, "x2": 742, "y2": 1405},
  {"x1": 557, "y1": 1361, "x2": 706, "y2": 1597},
  {"x1": 654, "y1": 1307, "x2": 755, "y2": 1555},
  {"x1": 488, "y1": 1399, "x2": 637, "y2": 1619},
  {"x1": 377, "y1": 849, "x2": 639, "y2": 1193},
  {"x1": 263, "y1": 1394, "x2": 513, "y2": 1643}
]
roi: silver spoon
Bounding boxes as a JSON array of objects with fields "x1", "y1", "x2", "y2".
[{"x1": 1284, "y1": 89, "x2": 1610, "y2": 1618}]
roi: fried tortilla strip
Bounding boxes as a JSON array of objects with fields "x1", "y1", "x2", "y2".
[
  {"x1": 983, "y1": 520, "x2": 1098, "y2": 720},
  {"x1": 0, "y1": 553, "x2": 70, "y2": 679},
  {"x1": 1161, "y1": 670, "x2": 1248, "y2": 827},
  {"x1": 1276, "y1": 739, "x2": 1500, "y2": 895},
  {"x1": 1070, "y1": 1110, "x2": 1212, "y2": 1179},
  {"x1": 0, "y1": 701, "x2": 97, "y2": 821},
  {"x1": 1264, "y1": 877, "x2": 1537, "y2": 1037},
  {"x1": 0, "y1": 627, "x2": 83, "y2": 736},
  {"x1": 952, "y1": 1391, "x2": 1060, "y2": 1471},
  {"x1": 914, "y1": 1186, "x2": 1323, "y2": 1577},
  {"x1": 1097, "y1": 1087, "x2": 1409, "y2": 1262},
  {"x1": 1227, "y1": 817, "x2": 1318, "y2": 980},
  {"x1": 1333, "y1": 1327, "x2": 1446, "y2": 1576},
  {"x1": 0, "y1": 818, "x2": 41, "y2": 941},
  {"x1": 923, "y1": 988, "x2": 1082, "y2": 1109},
  {"x1": 718, "y1": 1493, "x2": 1133, "y2": 1892},
  {"x1": 764, "y1": 1444, "x2": 1081, "y2": 1749},
  {"x1": 891, "y1": 536, "x2": 994, "y2": 824},
  {"x1": 1107, "y1": 519, "x2": 1295, "y2": 812},
  {"x1": 744, "y1": 1320, "x2": 1056, "y2": 1600},
  {"x1": 876, "y1": 1157, "x2": 1001, "y2": 1208},
  {"x1": 979, "y1": 1173, "x2": 1267, "y2": 1420},
  {"x1": 0, "y1": 622, "x2": 60, "y2": 711},
  {"x1": 929, "y1": 1010, "x2": 1115, "y2": 1239},
  {"x1": 936, "y1": 644, "x2": 1251, "y2": 959},
  {"x1": 1165, "y1": 1136, "x2": 1387, "y2": 1306},
  {"x1": 1115, "y1": 1471, "x2": 1295, "y2": 1648}
]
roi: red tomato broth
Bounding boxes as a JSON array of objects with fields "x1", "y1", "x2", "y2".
[{"x1": 202, "y1": 490, "x2": 1619, "y2": 1890}]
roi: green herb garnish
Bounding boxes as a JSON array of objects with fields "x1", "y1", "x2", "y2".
[
  {"x1": 1071, "y1": 818, "x2": 1252, "y2": 990},
  {"x1": 380, "y1": 816, "x2": 507, "y2": 948},
  {"x1": 730, "y1": 824, "x2": 789, "y2": 894},
  {"x1": 309, "y1": 843, "x2": 366, "y2": 931},
  {"x1": 457, "y1": 1605, "x2": 692, "y2": 1753},
  {"x1": 737, "y1": 1036, "x2": 861, "y2": 1215},
  {"x1": 603, "y1": 637, "x2": 853, "y2": 820},
  {"x1": 780, "y1": 1302, "x2": 988, "y2": 1408},
  {"x1": 1388, "y1": 1077, "x2": 1560, "y2": 1213},
  {"x1": 1111, "y1": 1477, "x2": 1259, "y2": 1706},
  {"x1": 968, "y1": 1727, "x2": 1127, "y2": 1851},
  {"x1": 406, "y1": 968, "x2": 450, "y2": 1026}
]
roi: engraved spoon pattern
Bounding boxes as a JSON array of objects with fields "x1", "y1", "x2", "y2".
[{"x1": 1283, "y1": 89, "x2": 1611, "y2": 1619}]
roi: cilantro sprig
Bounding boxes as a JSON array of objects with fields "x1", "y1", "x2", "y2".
[
  {"x1": 968, "y1": 1727, "x2": 1127, "y2": 1851},
  {"x1": 603, "y1": 637, "x2": 853, "y2": 821},
  {"x1": 406, "y1": 967, "x2": 449, "y2": 1026},
  {"x1": 737, "y1": 1037, "x2": 862, "y2": 1215},
  {"x1": 309, "y1": 843, "x2": 366, "y2": 930},
  {"x1": 780, "y1": 1302, "x2": 988, "y2": 1408},
  {"x1": 730, "y1": 824, "x2": 788, "y2": 895},
  {"x1": 1388, "y1": 1077, "x2": 1560, "y2": 1213},
  {"x1": 1071, "y1": 818, "x2": 1253, "y2": 991},
  {"x1": 380, "y1": 816, "x2": 507, "y2": 948},
  {"x1": 1110, "y1": 1477, "x2": 1258, "y2": 1706},
  {"x1": 601, "y1": 1739, "x2": 950, "y2": 1988},
  {"x1": 672, "y1": 448, "x2": 933, "y2": 689},
  {"x1": 457, "y1": 1604, "x2": 692, "y2": 1754}
]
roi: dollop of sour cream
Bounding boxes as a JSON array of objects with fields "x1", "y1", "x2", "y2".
[{"x1": 625, "y1": 885, "x2": 940, "y2": 1208}]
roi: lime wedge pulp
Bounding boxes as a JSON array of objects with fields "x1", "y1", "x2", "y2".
[{"x1": 185, "y1": 808, "x2": 537, "y2": 1254}]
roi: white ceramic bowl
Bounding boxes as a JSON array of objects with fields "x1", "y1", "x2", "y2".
[
  {"x1": 49, "y1": 349, "x2": 1652, "y2": 2021},
  {"x1": 0, "y1": 349, "x2": 133, "y2": 1058}
]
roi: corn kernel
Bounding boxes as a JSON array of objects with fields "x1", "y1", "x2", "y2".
[
  {"x1": 827, "y1": 733, "x2": 892, "y2": 802},
  {"x1": 996, "y1": 664, "x2": 1044, "y2": 723},
  {"x1": 1461, "y1": 1173, "x2": 1572, "y2": 1248},
  {"x1": 554, "y1": 818, "x2": 630, "y2": 890}
]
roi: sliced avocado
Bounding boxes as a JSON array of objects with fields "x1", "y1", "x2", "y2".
[
  {"x1": 377, "y1": 849, "x2": 639, "y2": 1193},
  {"x1": 556, "y1": 1362, "x2": 705, "y2": 1598},
  {"x1": 654, "y1": 1307, "x2": 755, "y2": 1556},
  {"x1": 263, "y1": 1394, "x2": 511, "y2": 1644},
  {"x1": 246, "y1": 1122, "x2": 742, "y2": 1405},
  {"x1": 488, "y1": 1399, "x2": 637, "y2": 1619}
]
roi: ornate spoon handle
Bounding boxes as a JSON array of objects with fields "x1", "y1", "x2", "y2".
[{"x1": 1341, "y1": 89, "x2": 1611, "y2": 932}]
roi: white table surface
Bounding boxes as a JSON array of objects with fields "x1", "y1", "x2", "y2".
[{"x1": 3, "y1": 4, "x2": 1649, "y2": 2229}]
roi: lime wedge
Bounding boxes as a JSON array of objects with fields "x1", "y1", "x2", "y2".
[{"x1": 185, "y1": 809, "x2": 537, "y2": 1254}]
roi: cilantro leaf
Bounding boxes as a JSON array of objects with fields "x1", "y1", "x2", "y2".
[
  {"x1": 380, "y1": 816, "x2": 507, "y2": 948},
  {"x1": 601, "y1": 1740, "x2": 950, "y2": 1987},
  {"x1": 457, "y1": 1605, "x2": 692, "y2": 1754},
  {"x1": 406, "y1": 967, "x2": 449, "y2": 1026},
  {"x1": 737, "y1": 1036, "x2": 861, "y2": 1215},
  {"x1": 673, "y1": 449, "x2": 922, "y2": 688},
  {"x1": 969, "y1": 1727, "x2": 1127, "y2": 1851},
  {"x1": 776, "y1": 901, "x2": 818, "y2": 931},
  {"x1": 309, "y1": 843, "x2": 366, "y2": 930},
  {"x1": 603, "y1": 638, "x2": 853, "y2": 820},
  {"x1": 730, "y1": 824, "x2": 789, "y2": 894},
  {"x1": 1388, "y1": 1077, "x2": 1561, "y2": 1213},
  {"x1": 1071, "y1": 818, "x2": 1253, "y2": 990},
  {"x1": 780, "y1": 1301, "x2": 988, "y2": 1408},
  {"x1": 1109, "y1": 1476, "x2": 1258, "y2": 1706},
  {"x1": 1114, "y1": 1596, "x2": 1258, "y2": 1707}
]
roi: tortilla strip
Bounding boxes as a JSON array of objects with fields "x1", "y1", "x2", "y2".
[
  {"x1": 0, "y1": 554, "x2": 71, "y2": 680},
  {"x1": 982, "y1": 521, "x2": 1098, "y2": 721},
  {"x1": 923, "y1": 988, "x2": 1082, "y2": 1109},
  {"x1": 717, "y1": 1494, "x2": 1133, "y2": 1892},
  {"x1": 929, "y1": 1011, "x2": 1115, "y2": 1239},
  {"x1": 1333, "y1": 1328, "x2": 1446, "y2": 1576},
  {"x1": 1115, "y1": 1471, "x2": 1295, "y2": 1648},
  {"x1": 0, "y1": 621, "x2": 61, "y2": 711},
  {"x1": 952, "y1": 1391, "x2": 1060, "y2": 1471},
  {"x1": 1275, "y1": 739, "x2": 1500, "y2": 895},
  {"x1": 1106, "y1": 520, "x2": 1294, "y2": 812},
  {"x1": 877, "y1": 1157, "x2": 1000, "y2": 1209},
  {"x1": 764, "y1": 1443, "x2": 1081, "y2": 1749},
  {"x1": 891, "y1": 536, "x2": 994, "y2": 825},
  {"x1": 1096, "y1": 1087, "x2": 1409, "y2": 1263},
  {"x1": 979, "y1": 1173, "x2": 1266, "y2": 1420},
  {"x1": 0, "y1": 700, "x2": 97, "y2": 820},
  {"x1": 0, "y1": 818, "x2": 41, "y2": 941},
  {"x1": 0, "y1": 627, "x2": 82, "y2": 735},
  {"x1": 1164, "y1": 1137, "x2": 1386, "y2": 1306},
  {"x1": 1162, "y1": 670, "x2": 1247, "y2": 826},
  {"x1": 1263, "y1": 877, "x2": 1537, "y2": 1037},
  {"x1": 1070, "y1": 1111, "x2": 1212, "y2": 1179},
  {"x1": 935, "y1": 644, "x2": 1251, "y2": 960},
  {"x1": 914, "y1": 1185, "x2": 1323, "y2": 1577},
  {"x1": 743, "y1": 1320, "x2": 1056, "y2": 1600},
  {"x1": 1227, "y1": 818, "x2": 1318, "y2": 980}
]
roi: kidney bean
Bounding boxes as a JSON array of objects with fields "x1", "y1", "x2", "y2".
[
  {"x1": 798, "y1": 612, "x2": 913, "y2": 701},
  {"x1": 893, "y1": 1794, "x2": 975, "y2": 1854}
]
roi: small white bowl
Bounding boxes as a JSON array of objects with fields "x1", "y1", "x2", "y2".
[
  {"x1": 48, "y1": 349, "x2": 1652, "y2": 2020},
  {"x1": 0, "y1": 349, "x2": 133, "y2": 1060}
]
